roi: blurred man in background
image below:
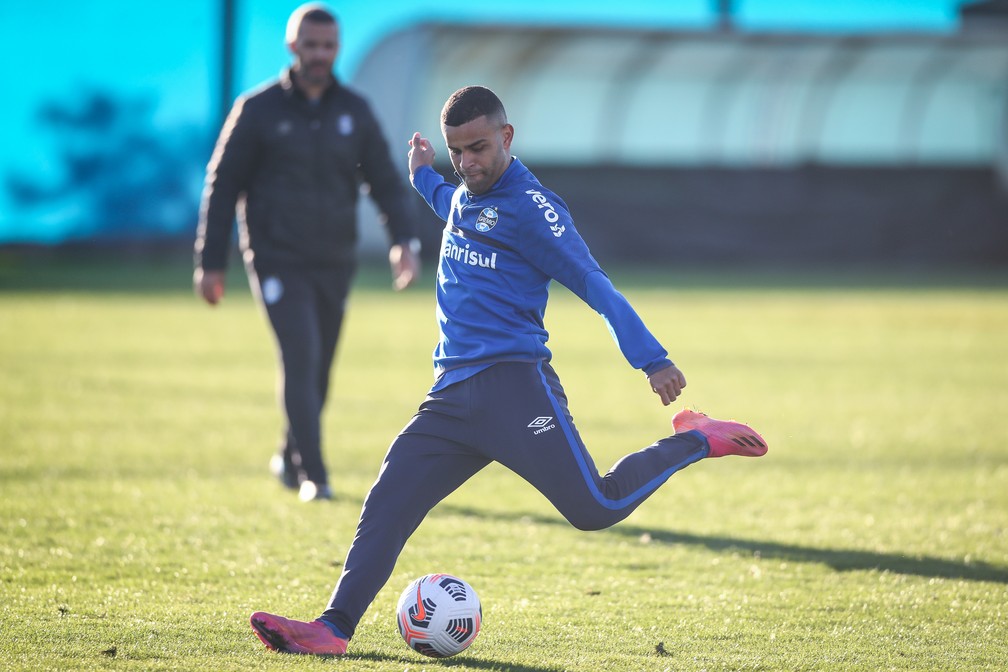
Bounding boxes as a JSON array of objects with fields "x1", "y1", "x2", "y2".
[{"x1": 193, "y1": 3, "x2": 420, "y2": 502}]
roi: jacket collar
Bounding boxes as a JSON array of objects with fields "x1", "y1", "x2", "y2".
[
  {"x1": 279, "y1": 66, "x2": 338, "y2": 101},
  {"x1": 460, "y1": 156, "x2": 527, "y2": 198}
]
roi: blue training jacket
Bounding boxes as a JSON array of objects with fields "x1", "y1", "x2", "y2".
[{"x1": 411, "y1": 157, "x2": 671, "y2": 390}]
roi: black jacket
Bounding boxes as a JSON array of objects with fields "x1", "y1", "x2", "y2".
[{"x1": 196, "y1": 69, "x2": 415, "y2": 269}]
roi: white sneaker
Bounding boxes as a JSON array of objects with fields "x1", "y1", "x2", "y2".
[{"x1": 298, "y1": 480, "x2": 332, "y2": 502}]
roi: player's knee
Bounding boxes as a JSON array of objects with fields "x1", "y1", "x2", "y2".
[{"x1": 564, "y1": 511, "x2": 616, "y2": 532}]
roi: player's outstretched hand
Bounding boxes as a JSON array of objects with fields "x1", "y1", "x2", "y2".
[
  {"x1": 408, "y1": 132, "x2": 435, "y2": 178},
  {"x1": 648, "y1": 363, "x2": 686, "y2": 406}
]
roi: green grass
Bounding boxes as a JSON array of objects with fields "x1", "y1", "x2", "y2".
[{"x1": 2, "y1": 257, "x2": 1007, "y2": 671}]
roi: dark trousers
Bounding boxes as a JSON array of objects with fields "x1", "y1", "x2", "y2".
[
  {"x1": 249, "y1": 261, "x2": 356, "y2": 485},
  {"x1": 322, "y1": 360, "x2": 708, "y2": 636}
]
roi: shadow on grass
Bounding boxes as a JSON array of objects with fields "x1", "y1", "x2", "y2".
[
  {"x1": 348, "y1": 650, "x2": 564, "y2": 671},
  {"x1": 437, "y1": 504, "x2": 1008, "y2": 584}
]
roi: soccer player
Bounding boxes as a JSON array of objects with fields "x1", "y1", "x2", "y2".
[
  {"x1": 193, "y1": 4, "x2": 420, "y2": 502},
  {"x1": 248, "y1": 85, "x2": 767, "y2": 655}
]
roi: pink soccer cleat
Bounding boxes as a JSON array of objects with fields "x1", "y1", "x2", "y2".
[
  {"x1": 672, "y1": 409, "x2": 767, "y2": 458},
  {"x1": 249, "y1": 612, "x2": 348, "y2": 656}
]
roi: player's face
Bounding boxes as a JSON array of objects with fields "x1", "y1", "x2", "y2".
[
  {"x1": 290, "y1": 21, "x2": 339, "y2": 89},
  {"x1": 443, "y1": 115, "x2": 514, "y2": 195}
]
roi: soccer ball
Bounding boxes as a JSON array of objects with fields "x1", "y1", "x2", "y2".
[{"x1": 396, "y1": 573, "x2": 482, "y2": 658}]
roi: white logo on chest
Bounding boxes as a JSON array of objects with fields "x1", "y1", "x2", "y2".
[{"x1": 443, "y1": 241, "x2": 497, "y2": 269}]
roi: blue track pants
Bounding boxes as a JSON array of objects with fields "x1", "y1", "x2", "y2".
[{"x1": 321, "y1": 361, "x2": 708, "y2": 636}]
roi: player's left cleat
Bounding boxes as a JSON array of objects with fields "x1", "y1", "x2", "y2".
[
  {"x1": 250, "y1": 612, "x2": 348, "y2": 656},
  {"x1": 269, "y1": 454, "x2": 300, "y2": 490},
  {"x1": 672, "y1": 408, "x2": 767, "y2": 458}
]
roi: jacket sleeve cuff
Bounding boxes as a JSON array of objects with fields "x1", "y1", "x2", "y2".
[{"x1": 643, "y1": 359, "x2": 673, "y2": 376}]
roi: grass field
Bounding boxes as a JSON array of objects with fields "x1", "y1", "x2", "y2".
[{"x1": 1, "y1": 256, "x2": 1006, "y2": 671}]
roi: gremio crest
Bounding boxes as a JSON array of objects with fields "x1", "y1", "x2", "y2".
[{"x1": 475, "y1": 207, "x2": 498, "y2": 232}]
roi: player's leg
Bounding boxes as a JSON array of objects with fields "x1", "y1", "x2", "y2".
[
  {"x1": 251, "y1": 426, "x2": 487, "y2": 653},
  {"x1": 319, "y1": 399, "x2": 490, "y2": 639},
  {"x1": 269, "y1": 428, "x2": 299, "y2": 490},
  {"x1": 248, "y1": 264, "x2": 299, "y2": 488},
  {"x1": 251, "y1": 265, "x2": 329, "y2": 493},
  {"x1": 284, "y1": 263, "x2": 356, "y2": 502},
  {"x1": 472, "y1": 361, "x2": 709, "y2": 531},
  {"x1": 314, "y1": 263, "x2": 356, "y2": 419}
]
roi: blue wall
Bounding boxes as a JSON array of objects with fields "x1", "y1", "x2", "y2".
[{"x1": 0, "y1": 0, "x2": 968, "y2": 245}]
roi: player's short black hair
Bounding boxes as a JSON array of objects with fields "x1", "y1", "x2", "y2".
[
  {"x1": 441, "y1": 86, "x2": 507, "y2": 128},
  {"x1": 286, "y1": 3, "x2": 338, "y2": 43}
]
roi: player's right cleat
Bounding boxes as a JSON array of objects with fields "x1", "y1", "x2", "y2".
[
  {"x1": 298, "y1": 480, "x2": 332, "y2": 502},
  {"x1": 672, "y1": 409, "x2": 767, "y2": 458},
  {"x1": 250, "y1": 612, "x2": 348, "y2": 656}
]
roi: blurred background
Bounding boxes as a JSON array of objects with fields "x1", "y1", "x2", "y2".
[{"x1": 1, "y1": 0, "x2": 1005, "y2": 268}]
